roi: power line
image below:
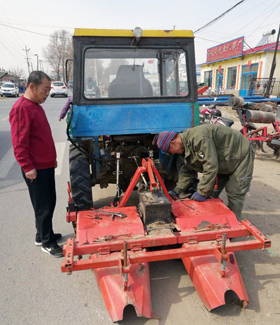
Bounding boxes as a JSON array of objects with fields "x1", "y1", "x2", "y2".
[
  {"x1": 0, "y1": 23, "x2": 73, "y2": 38},
  {"x1": 194, "y1": 0, "x2": 246, "y2": 34},
  {"x1": 0, "y1": 18, "x2": 75, "y2": 30},
  {"x1": 195, "y1": 36, "x2": 222, "y2": 44},
  {"x1": 0, "y1": 4, "x2": 25, "y2": 47},
  {"x1": 246, "y1": 3, "x2": 280, "y2": 39},
  {"x1": 197, "y1": 0, "x2": 275, "y2": 34},
  {"x1": 226, "y1": 0, "x2": 280, "y2": 40},
  {"x1": 0, "y1": 33, "x2": 25, "y2": 62},
  {"x1": 0, "y1": 37, "x2": 24, "y2": 64}
]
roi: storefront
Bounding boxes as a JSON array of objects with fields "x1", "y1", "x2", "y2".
[{"x1": 200, "y1": 36, "x2": 280, "y2": 96}]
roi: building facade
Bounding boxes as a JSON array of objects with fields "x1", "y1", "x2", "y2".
[{"x1": 200, "y1": 38, "x2": 280, "y2": 97}]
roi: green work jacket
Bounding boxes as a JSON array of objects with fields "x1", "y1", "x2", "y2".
[{"x1": 174, "y1": 124, "x2": 250, "y2": 196}]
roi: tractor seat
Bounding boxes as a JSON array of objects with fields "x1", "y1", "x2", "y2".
[{"x1": 108, "y1": 65, "x2": 153, "y2": 98}]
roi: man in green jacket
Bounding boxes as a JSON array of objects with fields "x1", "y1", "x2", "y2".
[{"x1": 153, "y1": 124, "x2": 255, "y2": 220}]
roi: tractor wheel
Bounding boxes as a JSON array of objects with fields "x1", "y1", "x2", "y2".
[{"x1": 69, "y1": 143, "x2": 93, "y2": 210}]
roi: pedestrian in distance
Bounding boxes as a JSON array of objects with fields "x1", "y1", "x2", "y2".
[
  {"x1": 59, "y1": 96, "x2": 73, "y2": 121},
  {"x1": 9, "y1": 71, "x2": 63, "y2": 258},
  {"x1": 153, "y1": 124, "x2": 255, "y2": 221}
]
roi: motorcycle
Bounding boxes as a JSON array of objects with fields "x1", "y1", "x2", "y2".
[{"x1": 199, "y1": 104, "x2": 234, "y2": 127}]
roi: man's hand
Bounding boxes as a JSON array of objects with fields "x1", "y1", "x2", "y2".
[
  {"x1": 191, "y1": 192, "x2": 206, "y2": 202},
  {"x1": 25, "y1": 169, "x2": 37, "y2": 180},
  {"x1": 168, "y1": 190, "x2": 178, "y2": 200}
]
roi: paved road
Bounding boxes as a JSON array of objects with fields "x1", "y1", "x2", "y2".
[
  {"x1": 0, "y1": 95, "x2": 151, "y2": 325},
  {"x1": 1, "y1": 96, "x2": 279, "y2": 325},
  {"x1": 0, "y1": 95, "x2": 111, "y2": 325}
]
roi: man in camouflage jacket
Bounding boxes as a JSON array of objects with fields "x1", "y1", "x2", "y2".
[{"x1": 154, "y1": 124, "x2": 255, "y2": 220}]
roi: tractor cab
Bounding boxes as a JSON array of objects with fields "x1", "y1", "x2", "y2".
[{"x1": 67, "y1": 27, "x2": 199, "y2": 209}]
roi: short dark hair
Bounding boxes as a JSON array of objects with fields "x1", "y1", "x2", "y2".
[{"x1": 26, "y1": 71, "x2": 51, "y2": 88}]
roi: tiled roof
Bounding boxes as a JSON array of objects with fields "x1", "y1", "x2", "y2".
[
  {"x1": 0, "y1": 71, "x2": 8, "y2": 79},
  {"x1": 243, "y1": 42, "x2": 280, "y2": 55}
]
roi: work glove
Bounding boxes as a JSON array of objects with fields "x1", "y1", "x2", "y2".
[
  {"x1": 168, "y1": 190, "x2": 178, "y2": 200},
  {"x1": 191, "y1": 192, "x2": 206, "y2": 202}
]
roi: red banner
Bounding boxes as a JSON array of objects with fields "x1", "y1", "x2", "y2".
[{"x1": 206, "y1": 37, "x2": 244, "y2": 63}]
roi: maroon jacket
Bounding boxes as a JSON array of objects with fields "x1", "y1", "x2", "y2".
[{"x1": 9, "y1": 96, "x2": 56, "y2": 173}]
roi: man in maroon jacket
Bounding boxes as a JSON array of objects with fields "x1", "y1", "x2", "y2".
[{"x1": 10, "y1": 71, "x2": 63, "y2": 258}]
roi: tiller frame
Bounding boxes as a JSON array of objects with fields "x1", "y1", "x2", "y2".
[
  {"x1": 62, "y1": 158, "x2": 271, "y2": 322},
  {"x1": 237, "y1": 107, "x2": 280, "y2": 142}
]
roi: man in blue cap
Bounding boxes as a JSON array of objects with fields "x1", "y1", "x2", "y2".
[{"x1": 153, "y1": 124, "x2": 255, "y2": 221}]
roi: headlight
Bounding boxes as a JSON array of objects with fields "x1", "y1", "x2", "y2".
[{"x1": 133, "y1": 27, "x2": 143, "y2": 39}]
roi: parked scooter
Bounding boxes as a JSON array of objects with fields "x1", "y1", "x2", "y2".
[{"x1": 199, "y1": 104, "x2": 234, "y2": 127}]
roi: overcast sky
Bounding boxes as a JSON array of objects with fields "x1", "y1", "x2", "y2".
[{"x1": 0, "y1": 0, "x2": 279, "y2": 77}]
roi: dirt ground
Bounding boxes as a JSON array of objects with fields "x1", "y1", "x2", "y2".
[
  {"x1": 198, "y1": 106, "x2": 280, "y2": 325},
  {"x1": 120, "y1": 107, "x2": 280, "y2": 325}
]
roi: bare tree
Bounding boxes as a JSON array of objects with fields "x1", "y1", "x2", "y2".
[
  {"x1": 10, "y1": 67, "x2": 26, "y2": 83},
  {"x1": 43, "y1": 30, "x2": 73, "y2": 81}
]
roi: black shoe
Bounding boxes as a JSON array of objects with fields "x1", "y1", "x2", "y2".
[
  {"x1": 35, "y1": 233, "x2": 62, "y2": 246},
  {"x1": 41, "y1": 243, "x2": 64, "y2": 258}
]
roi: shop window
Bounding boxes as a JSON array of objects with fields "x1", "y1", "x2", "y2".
[
  {"x1": 250, "y1": 64, "x2": 258, "y2": 73},
  {"x1": 227, "y1": 67, "x2": 237, "y2": 89},
  {"x1": 204, "y1": 70, "x2": 212, "y2": 87},
  {"x1": 242, "y1": 66, "x2": 250, "y2": 73}
]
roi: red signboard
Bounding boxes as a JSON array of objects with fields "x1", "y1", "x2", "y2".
[{"x1": 206, "y1": 37, "x2": 244, "y2": 63}]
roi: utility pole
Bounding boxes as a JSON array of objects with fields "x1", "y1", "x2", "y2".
[
  {"x1": 265, "y1": 24, "x2": 280, "y2": 97},
  {"x1": 39, "y1": 60, "x2": 44, "y2": 71},
  {"x1": 34, "y1": 54, "x2": 39, "y2": 70},
  {"x1": 23, "y1": 46, "x2": 31, "y2": 74}
]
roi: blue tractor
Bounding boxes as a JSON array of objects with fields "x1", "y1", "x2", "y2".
[{"x1": 67, "y1": 27, "x2": 199, "y2": 210}]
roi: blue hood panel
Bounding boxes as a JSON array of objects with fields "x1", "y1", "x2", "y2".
[{"x1": 72, "y1": 103, "x2": 195, "y2": 137}]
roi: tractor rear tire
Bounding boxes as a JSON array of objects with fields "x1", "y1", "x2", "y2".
[{"x1": 69, "y1": 143, "x2": 93, "y2": 211}]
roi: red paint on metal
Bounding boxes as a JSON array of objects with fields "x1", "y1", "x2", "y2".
[
  {"x1": 61, "y1": 159, "x2": 272, "y2": 319},
  {"x1": 76, "y1": 206, "x2": 145, "y2": 245},
  {"x1": 182, "y1": 249, "x2": 249, "y2": 310},
  {"x1": 198, "y1": 86, "x2": 209, "y2": 95},
  {"x1": 241, "y1": 120, "x2": 280, "y2": 142},
  {"x1": 61, "y1": 239, "x2": 270, "y2": 272},
  {"x1": 67, "y1": 181, "x2": 73, "y2": 202},
  {"x1": 93, "y1": 251, "x2": 154, "y2": 322},
  {"x1": 172, "y1": 198, "x2": 240, "y2": 230},
  {"x1": 66, "y1": 211, "x2": 76, "y2": 223},
  {"x1": 119, "y1": 158, "x2": 172, "y2": 207}
]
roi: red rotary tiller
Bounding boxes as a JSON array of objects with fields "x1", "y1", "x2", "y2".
[{"x1": 62, "y1": 158, "x2": 271, "y2": 322}]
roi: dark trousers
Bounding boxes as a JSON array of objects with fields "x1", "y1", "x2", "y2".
[{"x1": 22, "y1": 168, "x2": 56, "y2": 246}]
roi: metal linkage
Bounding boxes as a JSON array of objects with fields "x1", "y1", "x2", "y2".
[
  {"x1": 119, "y1": 158, "x2": 172, "y2": 207},
  {"x1": 61, "y1": 225, "x2": 271, "y2": 273},
  {"x1": 61, "y1": 236, "x2": 270, "y2": 273},
  {"x1": 221, "y1": 233, "x2": 227, "y2": 277}
]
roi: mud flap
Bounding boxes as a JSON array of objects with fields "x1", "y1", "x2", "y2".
[
  {"x1": 92, "y1": 252, "x2": 154, "y2": 322},
  {"x1": 182, "y1": 244, "x2": 249, "y2": 310}
]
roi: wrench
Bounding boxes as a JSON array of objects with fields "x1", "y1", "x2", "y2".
[{"x1": 96, "y1": 210, "x2": 127, "y2": 220}]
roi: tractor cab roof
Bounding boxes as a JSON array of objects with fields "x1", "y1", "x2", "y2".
[{"x1": 74, "y1": 28, "x2": 194, "y2": 38}]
